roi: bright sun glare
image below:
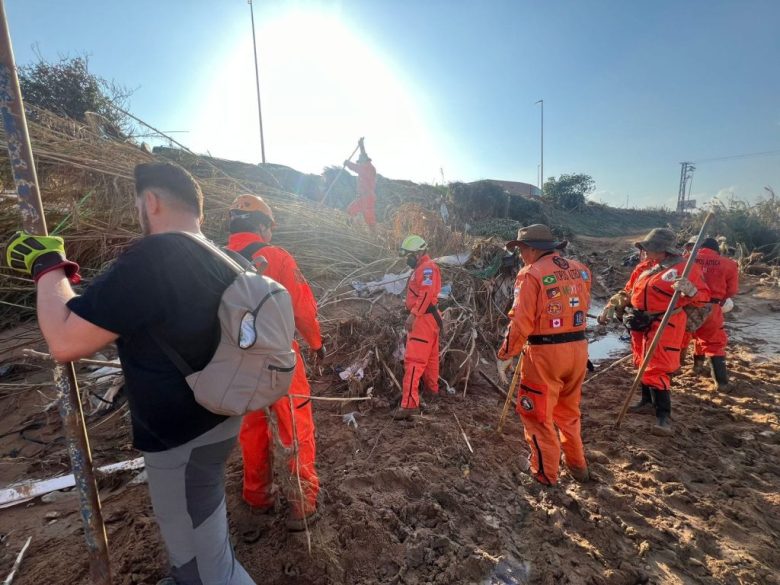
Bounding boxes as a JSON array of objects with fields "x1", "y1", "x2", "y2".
[{"x1": 190, "y1": 7, "x2": 447, "y2": 183}]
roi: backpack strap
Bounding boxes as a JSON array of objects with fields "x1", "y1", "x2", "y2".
[
  {"x1": 149, "y1": 231, "x2": 247, "y2": 377},
  {"x1": 238, "y1": 241, "x2": 269, "y2": 262}
]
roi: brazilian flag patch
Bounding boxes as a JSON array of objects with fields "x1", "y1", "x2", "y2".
[{"x1": 542, "y1": 275, "x2": 557, "y2": 286}]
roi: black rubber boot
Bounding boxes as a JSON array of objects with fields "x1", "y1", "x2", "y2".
[
  {"x1": 652, "y1": 390, "x2": 673, "y2": 436},
  {"x1": 692, "y1": 355, "x2": 707, "y2": 377},
  {"x1": 628, "y1": 384, "x2": 654, "y2": 414},
  {"x1": 710, "y1": 356, "x2": 730, "y2": 392}
]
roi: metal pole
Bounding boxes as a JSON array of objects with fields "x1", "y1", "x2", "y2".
[
  {"x1": 0, "y1": 3, "x2": 112, "y2": 583},
  {"x1": 535, "y1": 100, "x2": 543, "y2": 190},
  {"x1": 614, "y1": 211, "x2": 715, "y2": 428},
  {"x1": 248, "y1": 0, "x2": 266, "y2": 163}
]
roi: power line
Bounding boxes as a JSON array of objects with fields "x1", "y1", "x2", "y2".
[{"x1": 693, "y1": 148, "x2": 780, "y2": 164}]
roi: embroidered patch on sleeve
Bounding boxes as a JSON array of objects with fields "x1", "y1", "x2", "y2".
[
  {"x1": 573, "y1": 311, "x2": 585, "y2": 326},
  {"x1": 661, "y1": 269, "x2": 679, "y2": 282},
  {"x1": 422, "y1": 268, "x2": 434, "y2": 286},
  {"x1": 546, "y1": 287, "x2": 561, "y2": 299},
  {"x1": 542, "y1": 275, "x2": 557, "y2": 285}
]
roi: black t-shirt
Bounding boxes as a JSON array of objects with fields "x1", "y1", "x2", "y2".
[{"x1": 67, "y1": 233, "x2": 237, "y2": 452}]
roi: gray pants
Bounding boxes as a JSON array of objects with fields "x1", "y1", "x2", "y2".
[{"x1": 143, "y1": 417, "x2": 255, "y2": 585}]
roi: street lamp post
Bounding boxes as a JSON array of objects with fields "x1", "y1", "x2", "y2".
[
  {"x1": 535, "y1": 99, "x2": 543, "y2": 191},
  {"x1": 248, "y1": 0, "x2": 266, "y2": 163}
]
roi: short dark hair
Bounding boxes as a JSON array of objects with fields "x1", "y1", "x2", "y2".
[{"x1": 134, "y1": 162, "x2": 203, "y2": 216}]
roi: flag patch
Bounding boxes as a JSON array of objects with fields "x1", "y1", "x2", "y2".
[
  {"x1": 569, "y1": 297, "x2": 580, "y2": 308},
  {"x1": 542, "y1": 275, "x2": 557, "y2": 285},
  {"x1": 550, "y1": 318, "x2": 562, "y2": 328},
  {"x1": 546, "y1": 287, "x2": 561, "y2": 299}
]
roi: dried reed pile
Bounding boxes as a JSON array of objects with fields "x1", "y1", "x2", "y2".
[{"x1": 0, "y1": 107, "x2": 515, "y2": 399}]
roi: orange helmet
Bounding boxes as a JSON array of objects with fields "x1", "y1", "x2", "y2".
[{"x1": 229, "y1": 194, "x2": 276, "y2": 227}]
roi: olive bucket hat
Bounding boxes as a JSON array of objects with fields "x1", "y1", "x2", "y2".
[
  {"x1": 506, "y1": 224, "x2": 568, "y2": 251},
  {"x1": 634, "y1": 228, "x2": 681, "y2": 255}
]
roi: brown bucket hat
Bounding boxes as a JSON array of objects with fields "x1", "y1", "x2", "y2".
[
  {"x1": 634, "y1": 228, "x2": 681, "y2": 255},
  {"x1": 506, "y1": 224, "x2": 568, "y2": 251}
]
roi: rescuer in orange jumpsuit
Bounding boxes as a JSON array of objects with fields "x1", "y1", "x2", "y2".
[
  {"x1": 344, "y1": 138, "x2": 377, "y2": 229},
  {"x1": 227, "y1": 194, "x2": 322, "y2": 531},
  {"x1": 496, "y1": 224, "x2": 591, "y2": 485},
  {"x1": 619, "y1": 228, "x2": 710, "y2": 435},
  {"x1": 681, "y1": 236, "x2": 739, "y2": 390},
  {"x1": 397, "y1": 234, "x2": 442, "y2": 418}
]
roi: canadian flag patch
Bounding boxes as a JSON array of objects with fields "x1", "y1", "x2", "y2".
[{"x1": 550, "y1": 318, "x2": 562, "y2": 328}]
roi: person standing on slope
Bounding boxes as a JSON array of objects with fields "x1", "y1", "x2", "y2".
[
  {"x1": 227, "y1": 194, "x2": 323, "y2": 531},
  {"x1": 344, "y1": 138, "x2": 378, "y2": 230},
  {"x1": 496, "y1": 224, "x2": 592, "y2": 486}
]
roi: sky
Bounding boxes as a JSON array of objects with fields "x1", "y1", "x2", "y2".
[{"x1": 5, "y1": 0, "x2": 780, "y2": 209}]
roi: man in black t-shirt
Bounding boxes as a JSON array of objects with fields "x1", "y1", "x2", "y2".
[{"x1": 7, "y1": 163, "x2": 256, "y2": 585}]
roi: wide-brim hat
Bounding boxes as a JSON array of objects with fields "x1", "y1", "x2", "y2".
[
  {"x1": 634, "y1": 228, "x2": 681, "y2": 255},
  {"x1": 506, "y1": 224, "x2": 567, "y2": 251}
]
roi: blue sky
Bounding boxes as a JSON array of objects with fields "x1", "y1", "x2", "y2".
[{"x1": 5, "y1": 0, "x2": 780, "y2": 209}]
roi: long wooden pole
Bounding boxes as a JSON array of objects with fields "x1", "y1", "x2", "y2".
[
  {"x1": 0, "y1": 3, "x2": 111, "y2": 582},
  {"x1": 614, "y1": 212, "x2": 715, "y2": 428},
  {"x1": 318, "y1": 139, "x2": 362, "y2": 206}
]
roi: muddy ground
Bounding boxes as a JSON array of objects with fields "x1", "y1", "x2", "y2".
[{"x1": 0, "y1": 237, "x2": 778, "y2": 585}]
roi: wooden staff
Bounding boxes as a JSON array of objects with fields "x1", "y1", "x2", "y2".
[{"x1": 497, "y1": 353, "x2": 523, "y2": 433}]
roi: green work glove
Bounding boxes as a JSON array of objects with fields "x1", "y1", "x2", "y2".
[{"x1": 6, "y1": 231, "x2": 81, "y2": 284}]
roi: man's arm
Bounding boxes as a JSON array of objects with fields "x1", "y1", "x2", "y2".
[
  {"x1": 275, "y1": 254, "x2": 322, "y2": 350},
  {"x1": 36, "y1": 270, "x2": 119, "y2": 363}
]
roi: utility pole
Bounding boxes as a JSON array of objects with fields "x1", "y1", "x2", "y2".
[
  {"x1": 535, "y1": 99, "x2": 544, "y2": 191},
  {"x1": 676, "y1": 162, "x2": 695, "y2": 213},
  {"x1": 248, "y1": 0, "x2": 266, "y2": 163}
]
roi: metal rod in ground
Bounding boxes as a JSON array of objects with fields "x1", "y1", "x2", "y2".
[
  {"x1": 497, "y1": 353, "x2": 524, "y2": 433},
  {"x1": 0, "y1": 3, "x2": 112, "y2": 582},
  {"x1": 583, "y1": 354, "x2": 632, "y2": 386},
  {"x1": 614, "y1": 211, "x2": 715, "y2": 428},
  {"x1": 318, "y1": 138, "x2": 363, "y2": 206}
]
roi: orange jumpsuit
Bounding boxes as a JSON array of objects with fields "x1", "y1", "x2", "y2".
[
  {"x1": 625, "y1": 258, "x2": 709, "y2": 390},
  {"x1": 498, "y1": 252, "x2": 591, "y2": 485},
  {"x1": 684, "y1": 248, "x2": 739, "y2": 357},
  {"x1": 402, "y1": 254, "x2": 442, "y2": 409},
  {"x1": 227, "y1": 232, "x2": 321, "y2": 516},
  {"x1": 345, "y1": 160, "x2": 378, "y2": 226}
]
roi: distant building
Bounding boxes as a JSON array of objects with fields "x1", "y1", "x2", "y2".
[{"x1": 485, "y1": 180, "x2": 542, "y2": 198}]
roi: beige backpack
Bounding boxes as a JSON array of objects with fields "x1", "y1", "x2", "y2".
[{"x1": 153, "y1": 233, "x2": 296, "y2": 416}]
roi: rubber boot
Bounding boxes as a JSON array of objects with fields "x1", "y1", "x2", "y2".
[
  {"x1": 628, "y1": 384, "x2": 654, "y2": 415},
  {"x1": 652, "y1": 390, "x2": 673, "y2": 436},
  {"x1": 692, "y1": 355, "x2": 707, "y2": 377},
  {"x1": 710, "y1": 356, "x2": 730, "y2": 392}
]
